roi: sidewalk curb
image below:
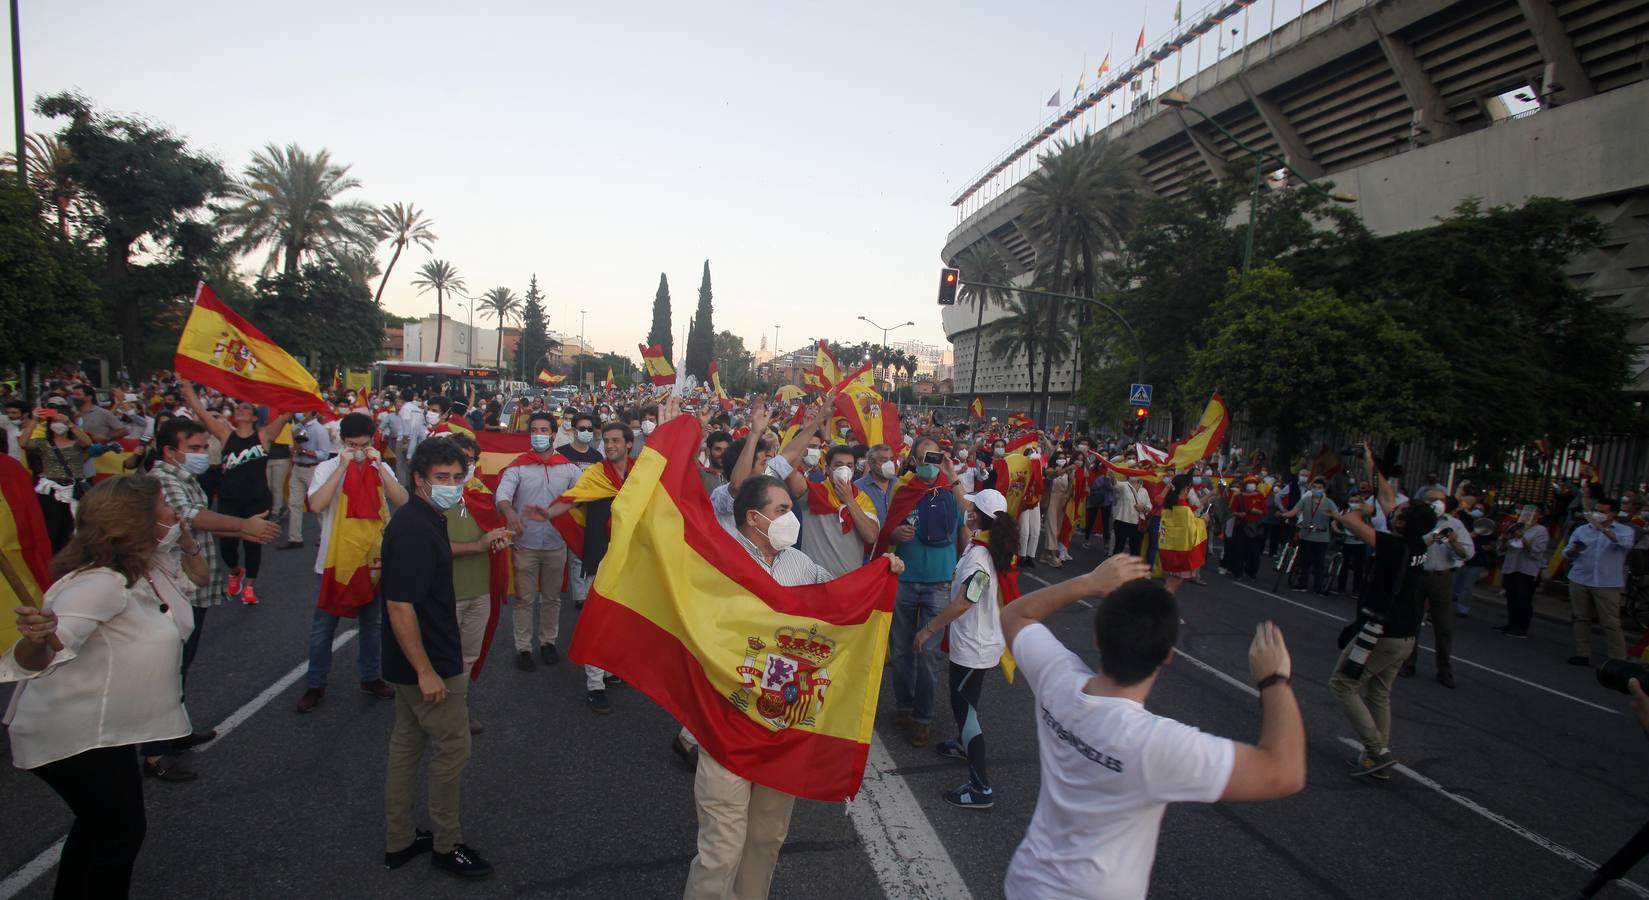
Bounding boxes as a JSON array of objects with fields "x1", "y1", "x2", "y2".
[{"x1": 1469, "y1": 581, "x2": 1643, "y2": 636}]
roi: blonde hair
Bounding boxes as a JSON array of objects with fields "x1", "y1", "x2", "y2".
[{"x1": 49, "y1": 476, "x2": 161, "y2": 587}]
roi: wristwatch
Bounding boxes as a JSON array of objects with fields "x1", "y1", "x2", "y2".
[{"x1": 1256, "y1": 673, "x2": 1292, "y2": 691}]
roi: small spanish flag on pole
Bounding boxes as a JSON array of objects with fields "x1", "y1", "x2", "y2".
[
  {"x1": 639, "y1": 343, "x2": 676, "y2": 386},
  {"x1": 537, "y1": 369, "x2": 566, "y2": 386},
  {"x1": 970, "y1": 397, "x2": 984, "y2": 418},
  {"x1": 604, "y1": 367, "x2": 616, "y2": 390},
  {"x1": 174, "y1": 283, "x2": 332, "y2": 417}
]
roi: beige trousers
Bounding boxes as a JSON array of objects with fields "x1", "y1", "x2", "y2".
[
  {"x1": 384, "y1": 673, "x2": 470, "y2": 855},
  {"x1": 1328, "y1": 636, "x2": 1414, "y2": 753},
  {"x1": 511, "y1": 546, "x2": 568, "y2": 651},
  {"x1": 1570, "y1": 583, "x2": 1626, "y2": 661},
  {"x1": 682, "y1": 753, "x2": 796, "y2": 900},
  {"x1": 456, "y1": 594, "x2": 489, "y2": 672},
  {"x1": 286, "y1": 464, "x2": 316, "y2": 542}
]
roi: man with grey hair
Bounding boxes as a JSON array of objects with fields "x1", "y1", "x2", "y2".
[
  {"x1": 854, "y1": 443, "x2": 896, "y2": 524},
  {"x1": 1400, "y1": 488, "x2": 1472, "y2": 687}
]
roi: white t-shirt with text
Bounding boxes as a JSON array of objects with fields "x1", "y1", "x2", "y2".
[{"x1": 1004, "y1": 625, "x2": 1235, "y2": 900}]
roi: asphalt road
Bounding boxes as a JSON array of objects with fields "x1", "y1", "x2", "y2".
[{"x1": 2, "y1": 518, "x2": 1645, "y2": 900}]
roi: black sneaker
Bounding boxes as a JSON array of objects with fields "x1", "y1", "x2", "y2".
[
  {"x1": 603, "y1": 673, "x2": 623, "y2": 686},
  {"x1": 431, "y1": 843, "x2": 494, "y2": 880},
  {"x1": 942, "y1": 783, "x2": 994, "y2": 809},
  {"x1": 540, "y1": 644, "x2": 560, "y2": 666},
  {"x1": 587, "y1": 689, "x2": 612, "y2": 715},
  {"x1": 1349, "y1": 749, "x2": 1396, "y2": 779},
  {"x1": 515, "y1": 651, "x2": 536, "y2": 672},
  {"x1": 383, "y1": 829, "x2": 432, "y2": 869}
]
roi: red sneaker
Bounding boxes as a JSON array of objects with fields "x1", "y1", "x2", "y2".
[
  {"x1": 226, "y1": 568, "x2": 244, "y2": 598},
  {"x1": 241, "y1": 584, "x2": 259, "y2": 606}
]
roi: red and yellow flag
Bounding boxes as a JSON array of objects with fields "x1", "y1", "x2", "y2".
[
  {"x1": 470, "y1": 432, "x2": 532, "y2": 491},
  {"x1": 814, "y1": 341, "x2": 845, "y2": 387},
  {"x1": 871, "y1": 469, "x2": 955, "y2": 557},
  {"x1": 994, "y1": 452, "x2": 1044, "y2": 519},
  {"x1": 1059, "y1": 464, "x2": 1089, "y2": 550},
  {"x1": 174, "y1": 283, "x2": 331, "y2": 417},
  {"x1": 0, "y1": 455, "x2": 53, "y2": 649},
  {"x1": 567, "y1": 417, "x2": 898, "y2": 800},
  {"x1": 91, "y1": 437, "x2": 142, "y2": 483},
  {"x1": 604, "y1": 367, "x2": 616, "y2": 390},
  {"x1": 709, "y1": 360, "x2": 730, "y2": 402},
  {"x1": 313, "y1": 459, "x2": 388, "y2": 617},
  {"x1": 639, "y1": 344, "x2": 676, "y2": 386},
  {"x1": 1007, "y1": 412, "x2": 1034, "y2": 429},
  {"x1": 970, "y1": 397, "x2": 984, "y2": 418},
  {"x1": 551, "y1": 461, "x2": 626, "y2": 560},
  {"x1": 1165, "y1": 392, "x2": 1229, "y2": 471},
  {"x1": 537, "y1": 369, "x2": 567, "y2": 386},
  {"x1": 461, "y1": 477, "x2": 515, "y2": 680},
  {"x1": 774, "y1": 384, "x2": 804, "y2": 402},
  {"x1": 1156, "y1": 502, "x2": 1208, "y2": 573}
]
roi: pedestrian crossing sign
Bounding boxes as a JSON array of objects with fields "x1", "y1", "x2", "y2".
[{"x1": 1129, "y1": 383, "x2": 1153, "y2": 406}]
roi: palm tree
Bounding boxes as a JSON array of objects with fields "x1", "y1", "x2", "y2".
[
  {"x1": 372, "y1": 202, "x2": 436, "y2": 306},
  {"x1": 2, "y1": 134, "x2": 85, "y2": 237},
  {"x1": 989, "y1": 293, "x2": 1044, "y2": 405},
  {"x1": 411, "y1": 260, "x2": 465, "y2": 361},
  {"x1": 478, "y1": 286, "x2": 521, "y2": 368},
  {"x1": 953, "y1": 241, "x2": 1014, "y2": 397},
  {"x1": 1019, "y1": 134, "x2": 1143, "y2": 423},
  {"x1": 218, "y1": 143, "x2": 378, "y2": 276}
]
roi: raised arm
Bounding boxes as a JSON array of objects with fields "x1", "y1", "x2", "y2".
[
  {"x1": 257, "y1": 411, "x2": 294, "y2": 448},
  {"x1": 1365, "y1": 442, "x2": 1397, "y2": 517},
  {"x1": 179, "y1": 383, "x2": 231, "y2": 443},
  {"x1": 1219, "y1": 623, "x2": 1307, "y2": 801},
  {"x1": 1000, "y1": 555, "x2": 1150, "y2": 648}
]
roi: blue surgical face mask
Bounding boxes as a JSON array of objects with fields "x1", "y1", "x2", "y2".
[
  {"x1": 429, "y1": 483, "x2": 463, "y2": 510},
  {"x1": 531, "y1": 434, "x2": 552, "y2": 452},
  {"x1": 183, "y1": 452, "x2": 211, "y2": 475},
  {"x1": 916, "y1": 463, "x2": 939, "y2": 481},
  {"x1": 1469, "y1": 509, "x2": 1484, "y2": 518},
  {"x1": 1192, "y1": 476, "x2": 1204, "y2": 485},
  {"x1": 575, "y1": 429, "x2": 595, "y2": 444}
]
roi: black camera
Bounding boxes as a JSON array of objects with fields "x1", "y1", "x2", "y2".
[
  {"x1": 1337, "y1": 611, "x2": 1386, "y2": 679},
  {"x1": 1596, "y1": 659, "x2": 1649, "y2": 694}
]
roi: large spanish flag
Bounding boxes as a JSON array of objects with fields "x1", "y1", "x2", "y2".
[
  {"x1": 537, "y1": 369, "x2": 567, "y2": 386},
  {"x1": 1156, "y1": 502, "x2": 1208, "y2": 573},
  {"x1": 314, "y1": 460, "x2": 389, "y2": 617},
  {"x1": 639, "y1": 343, "x2": 676, "y2": 386},
  {"x1": 0, "y1": 455, "x2": 53, "y2": 649},
  {"x1": 568, "y1": 416, "x2": 897, "y2": 801},
  {"x1": 174, "y1": 283, "x2": 331, "y2": 417},
  {"x1": 830, "y1": 381, "x2": 904, "y2": 455},
  {"x1": 994, "y1": 452, "x2": 1044, "y2": 519},
  {"x1": 1166, "y1": 392, "x2": 1229, "y2": 471}
]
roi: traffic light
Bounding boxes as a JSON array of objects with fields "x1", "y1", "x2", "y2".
[
  {"x1": 1132, "y1": 405, "x2": 1149, "y2": 434},
  {"x1": 937, "y1": 268, "x2": 960, "y2": 305}
]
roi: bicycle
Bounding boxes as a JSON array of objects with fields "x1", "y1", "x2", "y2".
[{"x1": 1271, "y1": 538, "x2": 1302, "y2": 594}]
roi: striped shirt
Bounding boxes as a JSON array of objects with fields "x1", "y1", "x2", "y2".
[
  {"x1": 153, "y1": 460, "x2": 227, "y2": 607},
  {"x1": 734, "y1": 532, "x2": 833, "y2": 587}
]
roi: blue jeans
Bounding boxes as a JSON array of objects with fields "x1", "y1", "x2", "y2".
[
  {"x1": 1453, "y1": 566, "x2": 1487, "y2": 614},
  {"x1": 306, "y1": 596, "x2": 383, "y2": 689},
  {"x1": 890, "y1": 581, "x2": 949, "y2": 725}
]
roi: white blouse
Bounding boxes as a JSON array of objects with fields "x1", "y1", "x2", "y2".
[{"x1": 1, "y1": 566, "x2": 192, "y2": 769}]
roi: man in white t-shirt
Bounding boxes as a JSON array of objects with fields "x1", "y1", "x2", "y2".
[{"x1": 1000, "y1": 556, "x2": 1307, "y2": 900}]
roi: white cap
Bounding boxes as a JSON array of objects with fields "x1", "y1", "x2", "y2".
[{"x1": 964, "y1": 489, "x2": 1008, "y2": 519}]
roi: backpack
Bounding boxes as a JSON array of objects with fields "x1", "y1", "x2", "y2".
[{"x1": 914, "y1": 487, "x2": 957, "y2": 547}]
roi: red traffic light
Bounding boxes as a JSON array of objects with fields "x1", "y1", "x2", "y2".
[
  {"x1": 1134, "y1": 406, "x2": 1149, "y2": 419},
  {"x1": 938, "y1": 267, "x2": 960, "y2": 305}
]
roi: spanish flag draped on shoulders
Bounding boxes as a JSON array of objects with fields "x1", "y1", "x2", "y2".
[
  {"x1": 801, "y1": 477, "x2": 878, "y2": 537},
  {"x1": 460, "y1": 473, "x2": 514, "y2": 679},
  {"x1": 567, "y1": 416, "x2": 899, "y2": 801},
  {"x1": 1058, "y1": 462, "x2": 1090, "y2": 552},
  {"x1": 0, "y1": 454, "x2": 53, "y2": 649},
  {"x1": 870, "y1": 467, "x2": 956, "y2": 558},
  {"x1": 550, "y1": 459, "x2": 625, "y2": 564},
  {"x1": 1157, "y1": 493, "x2": 1209, "y2": 576},
  {"x1": 314, "y1": 453, "x2": 394, "y2": 617}
]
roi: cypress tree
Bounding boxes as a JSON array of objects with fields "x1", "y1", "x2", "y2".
[
  {"x1": 684, "y1": 260, "x2": 714, "y2": 381},
  {"x1": 648, "y1": 273, "x2": 673, "y2": 360},
  {"x1": 519, "y1": 274, "x2": 548, "y2": 380}
]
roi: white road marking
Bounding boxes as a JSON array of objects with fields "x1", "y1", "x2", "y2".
[
  {"x1": 1170, "y1": 640, "x2": 1647, "y2": 898},
  {"x1": 0, "y1": 630, "x2": 358, "y2": 900},
  {"x1": 1226, "y1": 579, "x2": 1619, "y2": 715},
  {"x1": 847, "y1": 733, "x2": 975, "y2": 900},
  {"x1": 1331, "y1": 738, "x2": 1649, "y2": 899}
]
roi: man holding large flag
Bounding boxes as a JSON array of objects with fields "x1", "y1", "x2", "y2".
[
  {"x1": 561, "y1": 406, "x2": 903, "y2": 898},
  {"x1": 296, "y1": 413, "x2": 409, "y2": 713},
  {"x1": 174, "y1": 283, "x2": 332, "y2": 420}
]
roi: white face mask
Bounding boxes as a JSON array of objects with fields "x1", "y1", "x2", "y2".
[
  {"x1": 640, "y1": 420, "x2": 656, "y2": 435},
  {"x1": 49, "y1": 421, "x2": 70, "y2": 435},
  {"x1": 1430, "y1": 500, "x2": 1446, "y2": 516},
  {"x1": 879, "y1": 460, "x2": 897, "y2": 479},
  {"x1": 804, "y1": 448, "x2": 822, "y2": 467},
  {"x1": 756, "y1": 510, "x2": 799, "y2": 551},
  {"x1": 156, "y1": 521, "x2": 181, "y2": 551},
  {"x1": 832, "y1": 465, "x2": 853, "y2": 484},
  {"x1": 425, "y1": 411, "x2": 440, "y2": 425}
]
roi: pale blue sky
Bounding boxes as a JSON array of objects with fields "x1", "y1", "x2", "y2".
[{"x1": 5, "y1": 0, "x2": 1247, "y2": 363}]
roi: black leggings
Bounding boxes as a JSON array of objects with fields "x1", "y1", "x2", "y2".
[
  {"x1": 216, "y1": 494, "x2": 269, "y2": 577},
  {"x1": 38, "y1": 491, "x2": 75, "y2": 553},
  {"x1": 32, "y1": 745, "x2": 147, "y2": 900},
  {"x1": 948, "y1": 662, "x2": 990, "y2": 790}
]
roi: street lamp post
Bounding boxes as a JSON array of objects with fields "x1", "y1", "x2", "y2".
[
  {"x1": 1159, "y1": 89, "x2": 1357, "y2": 272},
  {"x1": 578, "y1": 310, "x2": 587, "y2": 389},
  {"x1": 857, "y1": 316, "x2": 913, "y2": 389}
]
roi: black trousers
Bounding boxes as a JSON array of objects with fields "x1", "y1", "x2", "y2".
[
  {"x1": 38, "y1": 491, "x2": 75, "y2": 553},
  {"x1": 216, "y1": 493, "x2": 269, "y2": 578},
  {"x1": 32, "y1": 745, "x2": 146, "y2": 900},
  {"x1": 1503, "y1": 571, "x2": 1537, "y2": 634},
  {"x1": 1113, "y1": 522, "x2": 1145, "y2": 557},
  {"x1": 1300, "y1": 540, "x2": 1329, "y2": 594},
  {"x1": 948, "y1": 662, "x2": 990, "y2": 790},
  {"x1": 1338, "y1": 543, "x2": 1368, "y2": 595},
  {"x1": 1229, "y1": 523, "x2": 1263, "y2": 577}
]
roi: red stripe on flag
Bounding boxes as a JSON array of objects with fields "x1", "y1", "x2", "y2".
[{"x1": 174, "y1": 357, "x2": 334, "y2": 419}]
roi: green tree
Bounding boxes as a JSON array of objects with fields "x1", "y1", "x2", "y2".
[
  {"x1": 952, "y1": 240, "x2": 1014, "y2": 396},
  {"x1": 35, "y1": 92, "x2": 228, "y2": 375},
  {"x1": 0, "y1": 181, "x2": 99, "y2": 386},
  {"x1": 218, "y1": 143, "x2": 376, "y2": 276},
  {"x1": 684, "y1": 260, "x2": 714, "y2": 381},
  {"x1": 371, "y1": 202, "x2": 435, "y2": 306},
  {"x1": 647, "y1": 273, "x2": 673, "y2": 360},
  {"x1": 1187, "y1": 265, "x2": 1442, "y2": 464},
  {"x1": 1020, "y1": 134, "x2": 1143, "y2": 424},
  {"x1": 712, "y1": 330, "x2": 756, "y2": 394},
  {"x1": 0, "y1": 133, "x2": 88, "y2": 238},
  {"x1": 478, "y1": 286, "x2": 521, "y2": 369},
  {"x1": 411, "y1": 259, "x2": 464, "y2": 361},
  {"x1": 247, "y1": 263, "x2": 384, "y2": 373},
  {"x1": 1370, "y1": 197, "x2": 1635, "y2": 463},
  {"x1": 519, "y1": 274, "x2": 548, "y2": 380}
]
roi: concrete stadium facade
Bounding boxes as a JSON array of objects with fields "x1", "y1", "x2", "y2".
[{"x1": 940, "y1": 0, "x2": 1649, "y2": 412}]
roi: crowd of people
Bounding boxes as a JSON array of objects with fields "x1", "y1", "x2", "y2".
[{"x1": 1, "y1": 368, "x2": 1645, "y2": 899}]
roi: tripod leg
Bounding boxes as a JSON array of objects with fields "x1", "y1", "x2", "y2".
[{"x1": 1580, "y1": 819, "x2": 1649, "y2": 898}]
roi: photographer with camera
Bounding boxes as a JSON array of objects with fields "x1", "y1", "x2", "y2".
[
  {"x1": 1565, "y1": 495, "x2": 1633, "y2": 665},
  {"x1": 1327, "y1": 442, "x2": 1435, "y2": 778}
]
